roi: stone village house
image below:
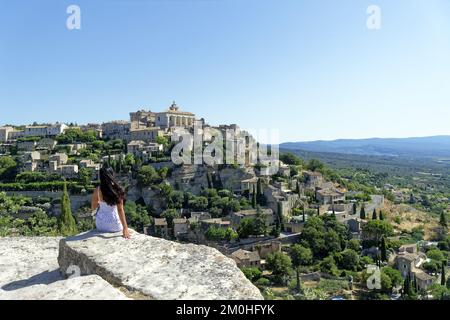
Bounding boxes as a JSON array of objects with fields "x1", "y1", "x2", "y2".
[
  {"x1": 395, "y1": 244, "x2": 433, "y2": 291},
  {"x1": 230, "y1": 249, "x2": 261, "y2": 269}
]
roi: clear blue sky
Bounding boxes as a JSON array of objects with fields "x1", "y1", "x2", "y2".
[{"x1": 1, "y1": 0, "x2": 449, "y2": 142}]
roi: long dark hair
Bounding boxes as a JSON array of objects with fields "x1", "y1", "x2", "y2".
[{"x1": 99, "y1": 166, "x2": 125, "y2": 206}]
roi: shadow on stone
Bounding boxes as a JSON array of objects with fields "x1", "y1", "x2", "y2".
[
  {"x1": 1, "y1": 269, "x2": 62, "y2": 291},
  {"x1": 65, "y1": 230, "x2": 123, "y2": 242}
]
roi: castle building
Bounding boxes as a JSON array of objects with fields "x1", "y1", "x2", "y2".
[
  {"x1": 155, "y1": 102, "x2": 195, "y2": 128},
  {"x1": 130, "y1": 110, "x2": 156, "y2": 129}
]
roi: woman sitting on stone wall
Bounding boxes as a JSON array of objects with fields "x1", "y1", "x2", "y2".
[{"x1": 91, "y1": 166, "x2": 130, "y2": 239}]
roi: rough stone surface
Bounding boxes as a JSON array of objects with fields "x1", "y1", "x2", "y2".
[
  {"x1": 0, "y1": 237, "x2": 129, "y2": 300},
  {"x1": 58, "y1": 229, "x2": 263, "y2": 300},
  {"x1": 219, "y1": 167, "x2": 256, "y2": 191}
]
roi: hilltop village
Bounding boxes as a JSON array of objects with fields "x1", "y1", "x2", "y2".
[{"x1": 0, "y1": 103, "x2": 449, "y2": 300}]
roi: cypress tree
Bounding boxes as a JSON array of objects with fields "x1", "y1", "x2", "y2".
[
  {"x1": 405, "y1": 273, "x2": 412, "y2": 296},
  {"x1": 376, "y1": 253, "x2": 381, "y2": 267},
  {"x1": 403, "y1": 276, "x2": 409, "y2": 297},
  {"x1": 372, "y1": 209, "x2": 377, "y2": 220},
  {"x1": 257, "y1": 178, "x2": 262, "y2": 197},
  {"x1": 274, "y1": 210, "x2": 281, "y2": 233},
  {"x1": 441, "y1": 261, "x2": 446, "y2": 286},
  {"x1": 58, "y1": 182, "x2": 78, "y2": 236},
  {"x1": 296, "y1": 181, "x2": 301, "y2": 196},
  {"x1": 317, "y1": 207, "x2": 320, "y2": 216},
  {"x1": 413, "y1": 274, "x2": 418, "y2": 293},
  {"x1": 360, "y1": 205, "x2": 366, "y2": 220},
  {"x1": 352, "y1": 203, "x2": 357, "y2": 215},
  {"x1": 116, "y1": 156, "x2": 122, "y2": 173},
  {"x1": 302, "y1": 209, "x2": 305, "y2": 223},
  {"x1": 380, "y1": 236, "x2": 387, "y2": 262},
  {"x1": 379, "y1": 210, "x2": 384, "y2": 220},
  {"x1": 252, "y1": 185, "x2": 257, "y2": 209},
  {"x1": 183, "y1": 192, "x2": 189, "y2": 208},
  {"x1": 277, "y1": 201, "x2": 284, "y2": 230},
  {"x1": 206, "y1": 172, "x2": 212, "y2": 189},
  {"x1": 256, "y1": 178, "x2": 263, "y2": 205},
  {"x1": 440, "y1": 211, "x2": 448, "y2": 229},
  {"x1": 255, "y1": 205, "x2": 267, "y2": 236}
]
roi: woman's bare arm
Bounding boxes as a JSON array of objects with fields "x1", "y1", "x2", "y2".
[
  {"x1": 91, "y1": 187, "x2": 100, "y2": 211},
  {"x1": 117, "y1": 199, "x2": 130, "y2": 238}
]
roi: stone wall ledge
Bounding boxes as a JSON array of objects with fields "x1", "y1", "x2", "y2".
[{"x1": 58, "y1": 229, "x2": 263, "y2": 300}]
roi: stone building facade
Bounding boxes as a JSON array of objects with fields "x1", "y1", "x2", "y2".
[{"x1": 155, "y1": 102, "x2": 195, "y2": 128}]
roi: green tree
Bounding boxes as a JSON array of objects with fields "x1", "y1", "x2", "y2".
[
  {"x1": 442, "y1": 261, "x2": 447, "y2": 286},
  {"x1": 440, "y1": 211, "x2": 448, "y2": 229},
  {"x1": 237, "y1": 218, "x2": 255, "y2": 239},
  {"x1": 429, "y1": 283, "x2": 450, "y2": 300},
  {"x1": 57, "y1": 183, "x2": 78, "y2": 236},
  {"x1": 362, "y1": 220, "x2": 394, "y2": 246},
  {"x1": 124, "y1": 201, "x2": 151, "y2": 232},
  {"x1": 280, "y1": 153, "x2": 303, "y2": 166},
  {"x1": 382, "y1": 267, "x2": 403, "y2": 289},
  {"x1": 0, "y1": 156, "x2": 17, "y2": 181},
  {"x1": 188, "y1": 196, "x2": 208, "y2": 211},
  {"x1": 380, "y1": 272, "x2": 393, "y2": 293},
  {"x1": 360, "y1": 205, "x2": 366, "y2": 220},
  {"x1": 277, "y1": 201, "x2": 283, "y2": 230},
  {"x1": 352, "y1": 203, "x2": 357, "y2": 215},
  {"x1": 379, "y1": 210, "x2": 384, "y2": 220},
  {"x1": 257, "y1": 178, "x2": 262, "y2": 198},
  {"x1": 372, "y1": 209, "x2": 377, "y2": 220},
  {"x1": 290, "y1": 245, "x2": 313, "y2": 292},
  {"x1": 205, "y1": 226, "x2": 238, "y2": 242},
  {"x1": 300, "y1": 215, "x2": 348, "y2": 258},
  {"x1": 324, "y1": 229, "x2": 342, "y2": 254},
  {"x1": 340, "y1": 249, "x2": 360, "y2": 271},
  {"x1": 137, "y1": 165, "x2": 160, "y2": 187},
  {"x1": 266, "y1": 252, "x2": 292, "y2": 284},
  {"x1": 380, "y1": 236, "x2": 388, "y2": 262},
  {"x1": 423, "y1": 260, "x2": 440, "y2": 274},
  {"x1": 156, "y1": 135, "x2": 169, "y2": 147},
  {"x1": 347, "y1": 239, "x2": 360, "y2": 252},
  {"x1": 403, "y1": 273, "x2": 411, "y2": 297},
  {"x1": 161, "y1": 208, "x2": 180, "y2": 228},
  {"x1": 123, "y1": 153, "x2": 136, "y2": 172},
  {"x1": 169, "y1": 191, "x2": 184, "y2": 209},
  {"x1": 241, "y1": 267, "x2": 262, "y2": 282},
  {"x1": 253, "y1": 206, "x2": 267, "y2": 236},
  {"x1": 251, "y1": 185, "x2": 257, "y2": 209},
  {"x1": 319, "y1": 255, "x2": 338, "y2": 276},
  {"x1": 78, "y1": 167, "x2": 92, "y2": 187},
  {"x1": 427, "y1": 249, "x2": 445, "y2": 262},
  {"x1": 306, "y1": 159, "x2": 324, "y2": 172}
]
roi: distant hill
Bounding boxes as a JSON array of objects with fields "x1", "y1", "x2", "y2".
[{"x1": 280, "y1": 136, "x2": 450, "y2": 159}]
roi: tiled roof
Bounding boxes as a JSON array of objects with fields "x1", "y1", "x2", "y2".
[
  {"x1": 154, "y1": 218, "x2": 167, "y2": 226},
  {"x1": 414, "y1": 271, "x2": 433, "y2": 281},
  {"x1": 231, "y1": 249, "x2": 260, "y2": 262}
]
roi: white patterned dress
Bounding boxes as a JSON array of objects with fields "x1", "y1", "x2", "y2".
[{"x1": 95, "y1": 201, "x2": 123, "y2": 233}]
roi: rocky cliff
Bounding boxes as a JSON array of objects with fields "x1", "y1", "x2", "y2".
[
  {"x1": 0, "y1": 237, "x2": 129, "y2": 300},
  {"x1": 1, "y1": 230, "x2": 262, "y2": 300}
]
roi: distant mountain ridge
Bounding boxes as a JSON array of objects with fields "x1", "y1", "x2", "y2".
[{"x1": 280, "y1": 135, "x2": 450, "y2": 158}]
